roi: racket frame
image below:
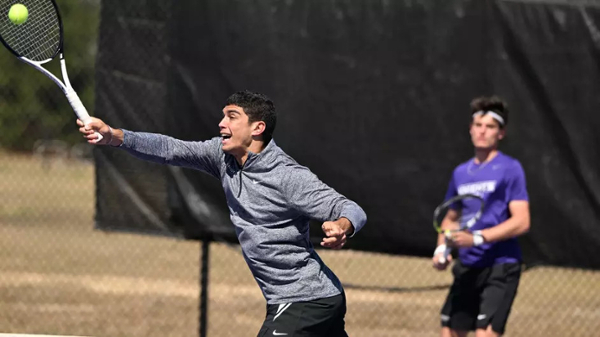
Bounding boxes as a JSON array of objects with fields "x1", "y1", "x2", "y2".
[
  {"x1": 0, "y1": 0, "x2": 101, "y2": 139},
  {"x1": 433, "y1": 193, "x2": 484, "y2": 264}
]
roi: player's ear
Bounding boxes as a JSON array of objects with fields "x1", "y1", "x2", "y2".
[
  {"x1": 251, "y1": 121, "x2": 266, "y2": 137},
  {"x1": 498, "y1": 127, "x2": 506, "y2": 140}
]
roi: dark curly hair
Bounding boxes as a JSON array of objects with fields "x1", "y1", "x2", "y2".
[{"x1": 226, "y1": 90, "x2": 277, "y2": 142}]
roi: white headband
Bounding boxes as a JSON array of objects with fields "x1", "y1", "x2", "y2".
[{"x1": 472, "y1": 110, "x2": 505, "y2": 125}]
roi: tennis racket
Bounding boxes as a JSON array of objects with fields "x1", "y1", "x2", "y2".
[
  {"x1": 0, "y1": 0, "x2": 102, "y2": 141},
  {"x1": 433, "y1": 193, "x2": 484, "y2": 264}
]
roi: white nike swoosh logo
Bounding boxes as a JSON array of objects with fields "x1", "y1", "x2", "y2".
[
  {"x1": 273, "y1": 331, "x2": 288, "y2": 336},
  {"x1": 477, "y1": 314, "x2": 487, "y2": 320},
  {"x1": 273, "y1": 303, "x2": 292, "y2": 322}
]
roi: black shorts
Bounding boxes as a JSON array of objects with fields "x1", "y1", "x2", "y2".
[
  {"x1": 441, "y1": 261, "x2": 521, "y2": 335},
  {"x1": 257, "y1": 293, "x2": 347, "y2": 337}
]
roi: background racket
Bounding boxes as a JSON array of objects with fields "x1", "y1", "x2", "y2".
[{"x1": 433, "y1": 193, "x2": 484, "y2": 264}]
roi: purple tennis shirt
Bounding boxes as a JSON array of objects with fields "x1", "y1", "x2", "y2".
[{"x1": 444, "y1": 151, "x2": 529, "y2": 267}]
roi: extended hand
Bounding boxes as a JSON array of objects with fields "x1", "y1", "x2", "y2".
[{"x1": 77, "y1": 118, "x2": 116, "y2": 146}]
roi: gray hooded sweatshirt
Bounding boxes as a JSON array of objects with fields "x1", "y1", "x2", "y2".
[{"x1": 120, "y1": 130, "x2": 367, "y2": 304}]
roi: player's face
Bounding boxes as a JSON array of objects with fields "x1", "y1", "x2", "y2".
[
  {"x1": 219, "y1": 105, "x2": 259, "y2": 155},
  {"x1": 469, "y1": 114, "x2": 505, "y2": 150}
]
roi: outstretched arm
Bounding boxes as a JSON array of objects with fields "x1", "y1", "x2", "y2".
[{"x1": 78, "y1": 118, "x2": 221, "y2": 177}]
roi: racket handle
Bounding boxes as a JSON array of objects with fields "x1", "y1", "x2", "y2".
[{"x1": 66, "y1": 89, "x2": 103, "y2": 142}]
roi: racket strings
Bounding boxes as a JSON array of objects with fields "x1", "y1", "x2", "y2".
[
  {"x1": 0, "y1": 0, "x2": 60, "y2": 62},
  {"x1": 433, "y1": 194, "x2": 484, "y2": 234},
  {"x1": 459, "y1": 212, "x2": 476, "y2": 227}
]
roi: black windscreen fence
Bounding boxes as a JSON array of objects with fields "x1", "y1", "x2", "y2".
[{"x1": 95, "y1": 0, "x2": 600, "y2": 270}]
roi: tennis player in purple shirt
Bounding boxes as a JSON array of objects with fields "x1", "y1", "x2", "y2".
[{"x1": 432, "y1": 96, "x2": 531, "y2": 337}]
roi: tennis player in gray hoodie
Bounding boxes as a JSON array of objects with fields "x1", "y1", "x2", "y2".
[{"x1": 79, "y1": 90, "x2": 367, "y2": 337}]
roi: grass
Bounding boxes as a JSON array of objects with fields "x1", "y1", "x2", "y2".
[{"x1": 0, "y1": 151, "x2": 599, "y2": 336}]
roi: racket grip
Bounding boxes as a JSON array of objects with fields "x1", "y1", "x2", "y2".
[{"x1": 65, "y1": 89, "x2": 103, "y2": 142}]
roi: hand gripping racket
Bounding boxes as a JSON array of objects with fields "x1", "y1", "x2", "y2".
[
  {"x1": 0, "y1": 0, "x2": 102, "y2": 141},
  {"x1": 433, "y1": 193, "x2": 484, "y2": 264}
]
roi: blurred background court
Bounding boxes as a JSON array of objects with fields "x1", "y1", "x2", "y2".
[{"x1": 1, "y1": 0, "x2": 600, "y2": 336}]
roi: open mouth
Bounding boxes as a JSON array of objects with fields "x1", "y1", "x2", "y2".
[{"x1": 221, "y1": 134, "x2": 232, "y2": 143}]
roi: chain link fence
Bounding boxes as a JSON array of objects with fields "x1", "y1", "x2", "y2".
[{"x1": 1, "y1": 1, "x2": 600, "y2": 337}]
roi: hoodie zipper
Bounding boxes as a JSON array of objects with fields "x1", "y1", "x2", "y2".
[
  {"x1": 236, "y1": 157, "x2": 251, "y2": 198},
  {"x1": 237, "y1": 166, "x2": 244, "y2": 198},
  {"x1": 233, "y1": 150, "x2": 261, "y2": 198}
]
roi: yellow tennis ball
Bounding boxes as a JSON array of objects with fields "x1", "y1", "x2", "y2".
[{"x1": 8, "y1": 4, "x2": 29, "y2": 25}]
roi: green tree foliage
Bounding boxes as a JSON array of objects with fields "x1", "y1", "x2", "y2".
[{"x1": 0, "y1": 0, "x2": 100, "y2": 151}]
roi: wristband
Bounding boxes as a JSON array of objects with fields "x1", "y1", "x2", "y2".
[
  {"x1": 434, "y1": 244, "x2": 447, "y2": 256},
  {"x1": 472, "y1": 230, "x2": 485, "y2": 246}
]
